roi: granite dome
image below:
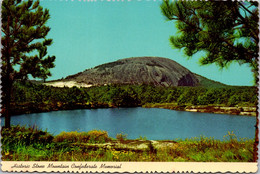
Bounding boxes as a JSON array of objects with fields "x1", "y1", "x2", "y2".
[{"x1": 65, "y1": 57, "x2": 200, "y2": 87}]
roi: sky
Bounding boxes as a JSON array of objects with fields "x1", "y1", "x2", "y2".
[{"x1": 39, "y1": 0, "x2": 255, "y2": 86}]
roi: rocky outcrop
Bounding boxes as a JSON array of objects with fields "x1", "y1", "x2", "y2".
[
  {"x1": 185, "y1": 106, "x2": 257, "y2": 116},
  {"x1": 143, "y1": 103, "x2": 257, "y2": 116},
  {"x1": 74, "y1": 140, "x2": 178, "y2": 153},
  {"x1": 64, "y1": 57, "x2": 200, "y2": 87}
]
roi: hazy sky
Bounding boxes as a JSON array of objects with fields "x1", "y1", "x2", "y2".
[{"x1": 40, "y1": 0, "x2": 254, "y2": 86}]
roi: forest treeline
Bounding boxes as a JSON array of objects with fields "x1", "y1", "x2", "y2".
[{"x1": 10, "y1": 81, "x2": 257, "y2": 115}]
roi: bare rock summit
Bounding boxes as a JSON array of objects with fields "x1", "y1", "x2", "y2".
[{"x1": 65, "y1": 57, "x2": 200, "y2": 87}]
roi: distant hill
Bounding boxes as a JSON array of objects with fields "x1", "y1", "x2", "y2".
[
  {"x1": 46, "y1": 57, "x2": 227, "y2": 88},
  {"x1": 194, "y1": 74, "x2": 227, "y2": 88}
]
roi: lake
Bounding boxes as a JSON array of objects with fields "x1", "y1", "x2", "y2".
[{"x1": 1, "y1": 108, "x2": 256, "y2": 140}]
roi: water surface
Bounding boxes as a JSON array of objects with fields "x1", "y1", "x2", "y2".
[{"x1": 2, "y1": 108, "x2": 256, "y2": 140}]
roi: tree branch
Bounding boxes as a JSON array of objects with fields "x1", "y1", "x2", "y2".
[
  {"x1": 1, "y1": 28, "x2": 7, "y2": 36},
  {"x1": 235, "y1": 6, "x2": 258, "y2": 43},
  {"x1": 238, "y1": 2, "x2": 254, "y2": 16}
]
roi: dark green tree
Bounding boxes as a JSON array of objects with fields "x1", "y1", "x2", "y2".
[
  {"x1": 161, "y1": 1, "x2": 259, "y2": 84},
  {"x1": 1, "y1": 0, "x2": 55, "y2": 128}
]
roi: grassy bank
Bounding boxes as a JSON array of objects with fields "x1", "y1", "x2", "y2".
[{"x1": 1, "y1": 126, "x2": 255, "y2": 162}]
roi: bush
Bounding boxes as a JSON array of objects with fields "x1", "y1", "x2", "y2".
[
  {"x1": 53, "y1": 131, "x2": 89, "y2": 143},
  {"x1": 116, "y1": 133, "x2": 128, "y2": 142},
  {"x1": 87, "y1": 130, "x2": 110, "y2": 143},
  {"x1": 53, "y1": 130, "x2": 110, "y2": 144}
]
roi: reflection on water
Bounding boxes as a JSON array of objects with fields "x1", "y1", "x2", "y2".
[{"x1": 1, "y1": 108, "x2": 256, "y2": 140}]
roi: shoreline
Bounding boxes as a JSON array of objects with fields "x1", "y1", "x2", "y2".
[
  {"x1": 9, "y1": 102, "x2": 117, "y2": 116},
  {"x1": 2, "y1": 125, "x2": 255, "y2": 162},
  {"x1": 142, "y1": 103, "x2": 257, "y2": 116},
  {"x1": 8, "y1": 102, "x2": 257, "y2": 117}
]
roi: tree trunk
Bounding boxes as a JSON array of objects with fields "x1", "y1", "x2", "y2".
[
  {"x1": 4, "y1": 93, "x2": 11, "y2": 128},
  {"x1": 3, "y1": 75, "x2": 13, "y2": 128},
  {"x1": 3, "y1": 15, "x2": 12, "y2": 128},
  {"x1": 3, "y1": 47, "x2": 13, "y2": 128}
]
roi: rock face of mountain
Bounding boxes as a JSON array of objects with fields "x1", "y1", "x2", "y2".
[{"x1": 65, "y1": 57, "x2": 200, "y2": 87}]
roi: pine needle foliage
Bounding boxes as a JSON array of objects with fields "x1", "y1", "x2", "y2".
[
  {"x1": 160, "y1": 1, "x2": 259, "y2": 84},
  {"x1": 1, "y1": 0, "x2": 56, "y2": 127}
]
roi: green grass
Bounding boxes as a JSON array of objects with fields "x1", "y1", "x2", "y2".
[{"x1": 1, "y1": 126, "x2": 255, "y2": 162}]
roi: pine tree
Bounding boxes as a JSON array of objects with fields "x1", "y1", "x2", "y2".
[
  {"x1": 1, "y1": 0, "x2": 56, "y2": 128},
  {"x1": 160, "y1": 0, "x2": 259, "y2": 84}
]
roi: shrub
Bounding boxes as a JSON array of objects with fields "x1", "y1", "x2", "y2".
[
  {"x1": 137, "y1": 136, "x2": 147, "y2": 141},
  {"x1": 53, "y1": 131, "x2": 88, "y2": 143},
  {"x1": 87, "y1": 130, "x2": 110, "y2": 143},
  {"x1": 116, "y1": 133, "x2": 128, "y2": 142},
  {"x1": 53, "y1": 130, "x2": 110, "y2": 143}
]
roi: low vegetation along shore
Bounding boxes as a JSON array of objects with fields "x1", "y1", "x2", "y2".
[
  {"x1": 143, "y1": 103, "x2": 257, "y2": 116},
  {"x1": 9, "y1": 81, "x2": 257, "y2": 116},
  {"x1": 1, "y1": 126, "x2": 255, "y2": 162}
]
